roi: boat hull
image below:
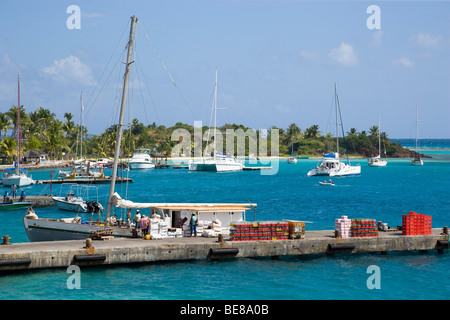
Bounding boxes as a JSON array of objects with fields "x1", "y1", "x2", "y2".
[
  {"x1": 1, "y1": 174, "x2": 35, "y2": 187},
  {"x1": 0, "y1": 202, "x2": 33, "y2": 210},
  {"x1": 189, "y1": 159, "x2": 244, "y2": 172},
  {"x1": 129, "y1": 162, "x2": 155, "y2": 170},
  {"x1": 23, "y1": 217, "x2": 132, "y2": 242},
  {"x1": 308, "y1": 162, "x2": 361, "y2": 177}
]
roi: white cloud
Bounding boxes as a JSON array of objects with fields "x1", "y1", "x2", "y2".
[
  {"x1": 329, "y1": 42, "x2": 359, "y2": 67},
  {"x1": 392, "y1": 57, "x2": 414, "y2": 68},
  {"x1": 412, "y1": 32, "x2": 441, "y2": 49},
  {"x1": 42, "y1": 55, "x2": 96, "y2": 86}
]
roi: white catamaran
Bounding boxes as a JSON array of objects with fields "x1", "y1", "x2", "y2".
[
  {"x1": 188, "y1": 70, "x2": 244, "y2": 172},
  {"x1": 307, "y1": 83, "x2": 361, "y2": 177},
  {"x1": 23, "y1": 16, "x2": 255, "y2": 242}
]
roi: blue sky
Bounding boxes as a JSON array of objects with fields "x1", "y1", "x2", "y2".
[{"x1": 0, "y1": 0, "x2": 449, "y2": 138}]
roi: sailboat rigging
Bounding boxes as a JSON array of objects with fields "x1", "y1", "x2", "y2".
[
  {"x1": 1, "y1": 74, "x2": 35, "y2": 187},
  {"x1": 307, "y1": 83, "x2": 361, "y2": 177},
  {"x1": 368, "y1": 114, "x2": 388, "y2": 167},
  {"x1": 410, "y1": 104, "x2": 424, "y2": 166},
  {"x1": 188, "y1": 69, "x2": 244, "y2": 172}
]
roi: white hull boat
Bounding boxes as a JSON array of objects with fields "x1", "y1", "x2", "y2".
[
  {"x1": 307, "y1": 83, "x2": 360, "y2": 177},
  {"x1": 368, "y1": 155, "x2": 387, "y2": 167},
  {"x1": 189, "y1": 156, "x2": 244, "y2": 172},
  {"x1": 1, "y1": 171, "x2": 35, "y2": 187},
  {"x1": 129, "y1": 149, "x2": 155, "y2": 170},
  {"x1": 288, "y1": 157, "x2": 297, "y2": 164}
]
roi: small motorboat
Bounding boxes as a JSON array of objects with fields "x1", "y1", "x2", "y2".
[
  {"x1": 52, "y1": 184, "x2": 103, "y2": 213},
  {"x1": 319, "y1": 181, "x2": 335, "y2": 186}
]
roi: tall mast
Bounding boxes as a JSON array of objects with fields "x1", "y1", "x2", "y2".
[
  {"x1": 213, "y1": 69, "x2": 218, "y2": 160},
  {"x1": 378, "y1": 113, "x2": 381, "y2": 156},
  {"x1": 415, "y1": 104, "x2": 418, "y2": 151},
  {"x1": 17, "y1": 74, "x2": 21, "y2": 174},
  {"x1": 334, "y1": 82, "x2": 339, "y2": 156},
  {"x1": 105, "y1": 16, "x2": 138, "y2": 224},
  {"x1": 80, "y1": 92, "x2": 83, "y2": 159}
]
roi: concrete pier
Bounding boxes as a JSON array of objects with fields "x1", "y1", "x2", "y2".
[
  {"x1": 0, "y1": 228, "x2": 448, "y2": 272},
  {"x1": 36, "y1": 177, "x2": 132, "y2": 184}
]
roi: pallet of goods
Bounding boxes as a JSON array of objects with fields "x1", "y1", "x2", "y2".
[
  {"x1": 229, "y1": 221, "x2": 289, "y2": 241},
  {"x1": 335, "y1": 216, "x2": 351, "y2": 238},
  {"x1": 351, "y1": 218, "x2": 379, "y2": 238},
  {"x1": 402, "y1": 211, "x2": 432, "y2": 235}
]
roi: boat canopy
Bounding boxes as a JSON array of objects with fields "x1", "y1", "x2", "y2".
[
  {"x1": 3, "y1": 167, "x2": 27, "y2": 172},
  {"x1": 110, "y1": 192, "x2": 256, "y2": 211},
  {"x1": 323, "y1": 152, "x2": 339, "y2": 159}
]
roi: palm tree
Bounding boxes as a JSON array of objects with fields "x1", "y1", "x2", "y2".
[
  {"x1": 6, "y1": 105, "x2": 28, "y2": 138},
  {"x1": 347, "y1": 128, "x2": 358, "y2": 136},
  {"x1": 0, "y1": 137, "x2": 17, "y2": 163},
  {"x1": 0, "y1": 113, "x2": 12, "y2": 138},
  {"x1": 369, "y1": 125, "x2": 379, "y2": 137},
  {"x1": 304, "y1": 124, "x2": 320, "y2": 139}
]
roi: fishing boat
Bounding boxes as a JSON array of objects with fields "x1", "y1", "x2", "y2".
[
  {"x1": 411, "y1": 105, "x2": 423, "y2": 166},
  {"x1": 368, "y1": 114, "x2": 388, "y2": 167},
  {"x1": 307, "y1": 83, "x2": 361, "y2": 177},
  {"x1": 128, "y1": 149, "x2": 155, "y2": 170},
  {"x1": 188, "y1": 70, "x2": 244, "y2": 172},
  {"x1": 1, "y1": 75, "x2": 35, "y2": 187},
  {"x1": 52, "y1": 184, "x2": 103, "y2": 213},
  {"x1": 23, "y1": 16, "x2": 254, "y2": 242}
]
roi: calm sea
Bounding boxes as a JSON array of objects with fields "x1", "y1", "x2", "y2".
[{"x1": 0, "y1": 139, "x2": 449, "y2": 301}]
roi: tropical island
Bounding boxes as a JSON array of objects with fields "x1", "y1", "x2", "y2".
[{"x1": 0, "y1": 105, "x2": 425, "y2": 165}]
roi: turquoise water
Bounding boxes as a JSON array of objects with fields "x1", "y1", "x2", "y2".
[{"x1": 0, "y1": 141, "x2": 449, "y2": 300}]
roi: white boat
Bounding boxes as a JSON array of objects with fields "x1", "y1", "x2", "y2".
[
  {"x1": 319, "y1": 181, "x2": 335, "y2": 186},
  {"x1": 189, "y1": 70, "x2": 244, "y2": 172},
  {"x1": 128, "y1": 149, "x2": 155, "y2": 170},
  {"x1": 58, "y1": 164, "x2": 105, "y2": 179},
  {"x1": 1, "y1": 75, "x2": 36, "y2": 187},
  {"x1": 410, "y1": 104, "x2": 424, "y2": 166},
  {"x1": 52, "y1": 184, "x2": 103, "y2": 214},
  {"x1": 288, "y1": 157, "x2": 297, "y2": 164},
  {"x1": 307, "y1": 83, "x2": 361, "y2": 177},
  {"x1": 23, "y1": 17, "x2": 254, "y2": 242},
  {"x1": 368, "y1": 114, "x2": 388, "y2": 167}
]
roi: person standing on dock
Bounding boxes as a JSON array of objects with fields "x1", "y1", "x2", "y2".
[
  {"x1": 11, "y1": 184, "x2": 17, "y2": 199},
  {"x1": 190, "y1": 213, "x2": 198, "y2": 237},
  {"x1": 140, "y1": 215, "x2": 149, "y2": 238},
  {"x1": 134, "y1": 210, "x2": 141, "y2": 229},
  {"x1": 19, "y1": 190, "x2": 26, "y2": 202}
]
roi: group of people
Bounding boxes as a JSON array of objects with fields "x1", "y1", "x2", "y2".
[
  {"x1": 3, "y1": 184, "x2": 26, "y2": 203},
  {"x1": 130, "y1": 209, "x2": 199, "y2": 238},
  {"x1": 178, "y1": 213, "x2": 198, "y2": 237}
]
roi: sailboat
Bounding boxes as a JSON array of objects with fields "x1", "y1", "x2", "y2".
[
  {"x1": 23, "y1": 16, "x2": 255, "y2": 242},
  {"x1": 288, "y1": 139, "x2": 297, "y2": 164},
  {"x1": 188, "y1": 70, "x2": 244, "y2": 172},
  {"x1": 410, "y1": 104, "x2": 423, "y2": 166},
  {"x1": 368, "y1": 114, "x2": 387, "y2": 167},
  {"x1": 1, "y1": 75, "x2": 35, "y2": 187},
  {"x1": 307, "y1": 83, "x2": 361, "y2": 177}
]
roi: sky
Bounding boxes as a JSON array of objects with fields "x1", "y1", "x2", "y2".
[{"x1": 0, "y1": 0, "x2": 449, "y2": 139}]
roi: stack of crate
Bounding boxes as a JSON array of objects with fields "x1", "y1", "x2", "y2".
[
  {"x1": 402, "y1": 212, "x2": 432, "y2": 235},
  {"x1": 230, "y1": 221, "x2": 289, "y2": 241},
  {"x1": 335, "y1": 215, "x2": 352, "y2": 238},
  {"x1": 351, "y1": 218, "x2": 379, "y2": 237}
]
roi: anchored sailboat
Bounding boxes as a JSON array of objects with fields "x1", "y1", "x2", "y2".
[
  {"x1": 1, "y1": 74, "x2": 35, "y2": 187},
  {"x1": 188, "y1": 69, "x2": 244, "y2": 172},
  {"x1": 410, "y1": 104, "x2": 423, "y2": 166},
  {"x1": 368, "y1": 114, "x2": 387, "y2": 167},
  {"x1": 307, "y1": 83, "x2": 361, "y2": 177}
]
